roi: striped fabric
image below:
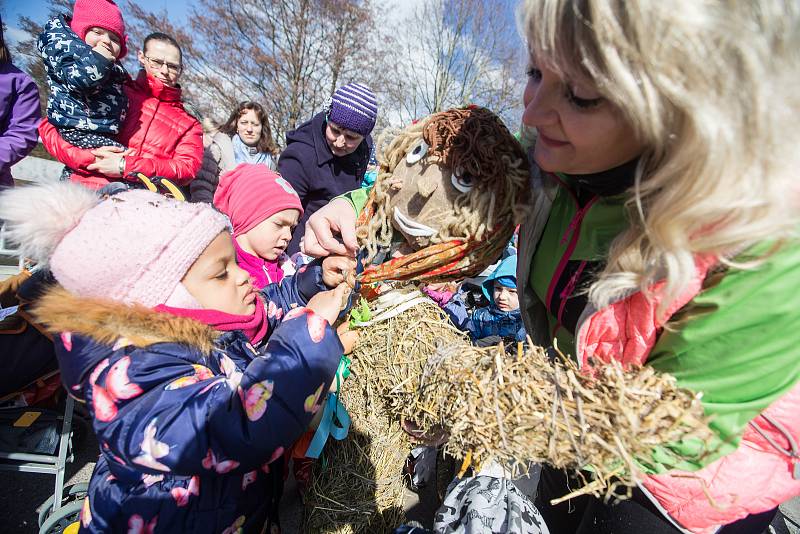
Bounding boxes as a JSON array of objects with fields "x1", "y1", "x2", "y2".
[{"x1": 327, "y1": 83, "x2": 378, "y2": 136}]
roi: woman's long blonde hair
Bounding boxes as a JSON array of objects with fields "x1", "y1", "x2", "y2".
[{"x1": 521, "y1": 0, "x2": 800, "y2": 311}]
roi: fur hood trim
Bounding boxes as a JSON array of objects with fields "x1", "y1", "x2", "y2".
[{"x1": 33, "y1": 286, "x2": 217, "y2": 353}]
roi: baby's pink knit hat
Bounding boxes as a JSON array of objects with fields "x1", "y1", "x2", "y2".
[
  {"x1": 0, "y1": 183, "x2": 228, "y2": 308},
  {"x1": 70, "y1": 0, "x2": 128, "y2": 59}
]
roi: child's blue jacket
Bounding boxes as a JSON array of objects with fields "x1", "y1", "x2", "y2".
[
  {"x1": 35, "y1": 263, "x2": 342, "y2": 533},
  {"x1": 443, "y1": 255, "x2": 526, "y2": 343}
]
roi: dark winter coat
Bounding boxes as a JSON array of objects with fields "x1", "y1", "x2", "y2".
[
  {"x1": 34, "y1": 263, "x2": 343, "y2": 533},
  {"x1": 0, "y1": 62, "x2": 41, "y2": 186},
  {"x1": 278, "y1": 111, "x2": 372, "y2": 255},
  {"x1": 37, "y1": 16, "x2": 128, "y2": 135}
]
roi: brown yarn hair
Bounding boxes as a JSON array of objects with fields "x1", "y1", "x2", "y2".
[
  {"x1": 359, "y1": 107, "x2": 530, "y2": 262},
  {"x1": 220, "y1": 101, "x2": 280, "y2": 158}
]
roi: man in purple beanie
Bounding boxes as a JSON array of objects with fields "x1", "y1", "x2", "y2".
[{"x1": 278, "y1": 82, "x2": 377, "y2": 255}]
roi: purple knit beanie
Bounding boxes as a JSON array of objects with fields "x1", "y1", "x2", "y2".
[{"x1": 326, "y1": 83, "x2": 378, "y2": 136}]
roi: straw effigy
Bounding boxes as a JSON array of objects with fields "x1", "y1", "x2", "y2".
[
  {"x1": 303, "y1": 287, "x2": 715, "y2": 530},
  {"x1": 302, "y1": 289, "x2": 469, "y2": 533}
]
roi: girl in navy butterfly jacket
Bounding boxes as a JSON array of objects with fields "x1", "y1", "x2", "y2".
[{"x1": 0, "y1": 181, "x2": 354, "y2": 533}]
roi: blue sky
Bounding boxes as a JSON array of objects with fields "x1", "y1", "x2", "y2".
[{"x1": 1, "y1": 0, "x2": 191, "y2": 45}]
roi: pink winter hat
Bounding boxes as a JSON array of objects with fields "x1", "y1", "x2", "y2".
[
  {"x1": 213, "y1": 163, "x2": 303, "y2": 236},
  {"x1": 70, "y1": 0, "x2": 128, "y2": 59},
  {"x1": 0, "y1": 183, "x2": 228, "y2": 308}
]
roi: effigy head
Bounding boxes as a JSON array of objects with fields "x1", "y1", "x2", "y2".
[{"x1": 357, "y1": 106, "x2": 530, "y2": 283}]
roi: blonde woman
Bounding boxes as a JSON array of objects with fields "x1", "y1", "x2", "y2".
[
  {"x1": 304, "y1": 1, "x2": 799, "y2": 532},
  {"x1": 514, "y1": 1, "x2": 799, "y2": 532}
]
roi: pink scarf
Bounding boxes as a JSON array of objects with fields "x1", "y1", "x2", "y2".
[
  {"x1": 233, "y1": 239, "x2": 284, "y2": 289},
  {"x1": 155, "y1": 297, "x2": 269, "y2": 345}
]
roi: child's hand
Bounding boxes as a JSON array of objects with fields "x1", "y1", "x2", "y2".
[
  {"x1": 93, "y1": 42, "x2": 116, "y2": 60},
  {"x1": 306, "y1": 283, "x2": 349, "y2": 325},
  {"x1": 336, "y1": 322, "x2": 359, "y2": 355},
  {"x1": 322, "y1": 255, "x2": 357, "y2": 288}
]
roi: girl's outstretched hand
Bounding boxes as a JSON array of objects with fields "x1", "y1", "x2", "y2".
[
  {"x1": 336, "y1": 321, "x2": 359, "y2": 355},
  {"x1": 306, "y1": 283, "x2": 350, "y2": 325}
]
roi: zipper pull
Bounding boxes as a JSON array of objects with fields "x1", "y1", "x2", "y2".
[{"x1": 794, "y1": 458, "x2": 800, "y2": 480}]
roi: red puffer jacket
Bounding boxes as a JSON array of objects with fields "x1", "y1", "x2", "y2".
[{"x1": 39, "y1": 70, "x2": 203, "y2": 189}]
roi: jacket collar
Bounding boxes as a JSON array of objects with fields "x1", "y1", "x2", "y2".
[
  {"x1": 564, "y1": 157, "x2": 639, "y2": 198},
  {"x1": 134, "y1": 69, "x2": 182, "y2": 103},
  {"x1": 312, "y1": 111, "x2": 335, "y2": 166}
]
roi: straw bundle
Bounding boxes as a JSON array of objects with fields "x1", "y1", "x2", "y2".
[
  {"x1": 408, "y1": 342, "x2": 715, "y2": 502},
  {"x1": 301, "y1": 362, "x2": 408, "y2": 533},
  {"x1": 302, "y1": 290, "x2": 469, "y2": 533}
]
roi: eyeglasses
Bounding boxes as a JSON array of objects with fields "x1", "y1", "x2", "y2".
[{"x1": 144, "y1": 56, "x2": 182, "y2": 74}]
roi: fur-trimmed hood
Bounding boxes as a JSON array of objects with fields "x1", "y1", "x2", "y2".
[
  {"x1": 34, "y1": 287, "x2": 217, "y2": 352},
  {"x1": 33, "y1": 286, "x2": 218, "y2": 392}
]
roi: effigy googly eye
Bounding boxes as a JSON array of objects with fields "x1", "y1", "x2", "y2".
[
  {"x1": 451, "y1": 168, "x2": 474, "y2": 193},
  {"x1": 406, "y1": 140, "x2": 429, "y2": 164}
]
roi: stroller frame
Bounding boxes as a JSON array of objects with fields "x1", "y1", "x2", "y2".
[{"x1": 1, "y1": 221, "x2": 86, "y2": 533}]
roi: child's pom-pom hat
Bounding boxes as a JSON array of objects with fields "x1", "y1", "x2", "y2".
[
  {"x1": 0, "y1": 182, "x2": 228, "y2": 308},
  {"x1": 0, "y1": 181, "x2": 100, "y2": 267}
]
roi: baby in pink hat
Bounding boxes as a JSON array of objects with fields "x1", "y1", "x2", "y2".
[
  {"x1": 214, "y1": 163, "x2": 304, "y2": 288},
  {"x1": 0, "y1": 182, "x2": 354, "y2": 532},
  {"x1": 37, "y1": 0, "x2": 130, "y2": 178}
]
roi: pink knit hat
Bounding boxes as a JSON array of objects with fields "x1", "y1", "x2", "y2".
[
  {"x1": 70, "y1": 0, "x2": 128, "y2": 59},
  {"x1": 213, "y1": 163, "x2": 303, "y2": 236},
  {"x1": 0, "y1": 183, "x2": 228, "y2": 308}
]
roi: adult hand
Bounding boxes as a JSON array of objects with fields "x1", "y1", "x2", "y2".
[
  {"x1": 306, "y1": 283, "x2": 350, "y2": 325},
  {"x1": 303, "y1": 197, "x2": 358, "y2": 258},
  {"x1": 87, "y1": 146, "x2": 130, "y2": 178},
  {"x1": 321, "y1": 255, "x2": 357, "y2": 288}
]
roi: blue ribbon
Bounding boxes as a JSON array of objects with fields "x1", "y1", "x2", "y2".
[
  {"x1": 305, "y1": 392, "x2": 351, "y2": 458},
  {"x1": 305, "y1": 357, "x2": 352, "y2": 459}
]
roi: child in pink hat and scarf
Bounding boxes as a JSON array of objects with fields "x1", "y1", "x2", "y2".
[{"x1": 214, "y1": 163, "x2": 302, "y2": 288}]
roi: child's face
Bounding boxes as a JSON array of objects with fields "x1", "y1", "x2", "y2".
[
  {"x1": 85, "y1": 27, "x2": 122, "y2": 59},
  {"x1": 493, "y1": 281, "x2": 519, "y2": 312},
  {"x1": 182, "y1": 232, "x2": 257, "y2": 315},
  {"x1": 241, "y1": 209, "x2": 300, "y2": 261}
]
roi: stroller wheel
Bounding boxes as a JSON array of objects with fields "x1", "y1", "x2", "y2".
[
  {"x1": 37, "y1": 483, "x2": 89, "y2": 529},
  {"x1": 38, "y1": 499, "x2": 83, "y2": 534}
]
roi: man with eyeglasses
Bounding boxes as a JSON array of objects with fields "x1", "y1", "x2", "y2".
[{"x1": 39, "y1": 32, "x2": 203, "y2": 191}]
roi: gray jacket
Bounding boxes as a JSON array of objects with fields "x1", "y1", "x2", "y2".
[
  {"x1": 189, "y1": 132, "x2": 236, "y2": 203},
  {"x1": 189, "y1": 132, "x2": 277, "y2": 203}
]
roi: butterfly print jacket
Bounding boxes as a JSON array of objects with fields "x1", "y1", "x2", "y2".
[{"x1": 33, "y1": 264, "x2": 343, "y2": 533}]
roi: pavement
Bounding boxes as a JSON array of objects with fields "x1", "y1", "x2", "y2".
[{"x1": 10, "y1": 155, "x2": 62, "y2": 186}]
